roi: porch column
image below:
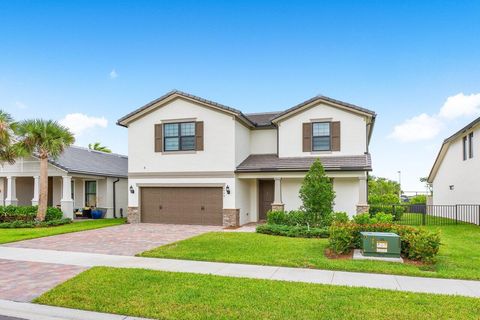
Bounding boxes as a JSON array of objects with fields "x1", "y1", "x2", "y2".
[
  {"x1": 31, "y1": 176, "x2": 40, "y2": 206},
  {"x1": 271, "y1": 177, "x2": 285, "y2": 211},
  {"x1": 60, "y1": 175, "x2": 74, "y2": 219},
  {"x1": 0, "y1": 178, "x2": 5, "y2": 206},
  {"x1": 356, "y1": 175, "x2": 369, "y2": 214},
  {"x1": 5, "y1": 176, "x2": 18, "y2": 206}
]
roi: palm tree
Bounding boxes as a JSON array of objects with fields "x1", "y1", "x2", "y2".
[
  {"x1": 88, "y1": 142, "x2": 112, "y2": 153},
  {"x1": 0, "y1": 110, "x2": 20, "y2": 164},
  {"x1": 16, "y1": 120, "x2": 75, "y2": 221}
]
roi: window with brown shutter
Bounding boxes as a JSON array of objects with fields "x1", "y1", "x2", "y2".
[
  {"x1": 196, "y1": 121, "x2": 204, "y2": 151},
  {"x1": 154, "y1": 124, "x2": 163, "y2": 152},
  {"x1": 303, "y1": 122, "x2": 312, "y2": 152},
  {"x1": 331, "y1": 121, "x2": 341, "y2": 151}
]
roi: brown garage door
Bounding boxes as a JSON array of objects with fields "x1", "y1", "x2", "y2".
[{"x1": 140, "y1": 187, "x2": 223, "y2": 225}]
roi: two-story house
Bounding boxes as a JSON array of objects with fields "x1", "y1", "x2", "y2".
[
  {"x1": 428, "y1": 116, "x2": 480, "y2": 205},
  {"x1": 117, "y1": 90, "x2": 376, "y2": 226}
]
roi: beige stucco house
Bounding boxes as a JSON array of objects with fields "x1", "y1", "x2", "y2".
[
  {"x1": 118, "y1": 90, "x2": 376, "y2": 226},
  {"x1": 0, "y1": 146, "x2": 128, "y2": 219}
]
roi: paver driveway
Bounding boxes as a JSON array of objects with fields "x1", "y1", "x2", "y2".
[
  {"x1": 0, "y1": 223, "x2": 221, "y2": 302},
  {"x1": 3, "y1": 223, "x2": 222, "y2": 256}
]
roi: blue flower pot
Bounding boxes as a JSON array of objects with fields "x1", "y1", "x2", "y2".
[{"x1": 91, "y1": 210, "x2": 102, "y2": 219}]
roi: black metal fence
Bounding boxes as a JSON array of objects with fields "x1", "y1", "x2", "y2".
[{"x1": 369, "y1": 204, "x2": 480, "y2": 226}]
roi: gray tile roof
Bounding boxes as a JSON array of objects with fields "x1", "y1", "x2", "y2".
[
  {"x1": 236, "y1": 154, "x2": 372, "y2": 172},
  {"x1": 244, "y1": 112, "x2": 282, "y2": 127},
  {"x1": 49, "y1": 146, "x2": 128, "y2": 178},
  {"x1": 117, "y1": 90, "x2": 376, "y2": 129}
]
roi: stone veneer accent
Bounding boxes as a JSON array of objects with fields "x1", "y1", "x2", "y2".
[
  {"x1": 271, "y1": 204, "x2": 285, "y2": 211},
  {"x1": 223, "y1": 209, "x2": 240, "y2": 227},
  {"x1": 127, "y1": 207, "x2": 140, "y2": 224},
  {"x1": 356, "y1": 204, "x2": 370, "y2": 214}
]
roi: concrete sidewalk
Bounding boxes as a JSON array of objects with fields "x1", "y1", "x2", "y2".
[
  {"x1": 0, "y1": 299, "x2": 151, "y2": 320},
  {"x1": 0, "y1": 247, "x2": 479, "y2": 298}
]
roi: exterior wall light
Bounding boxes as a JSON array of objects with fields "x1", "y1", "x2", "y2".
[
  {"x1": 449, "y1": 185, "x2": 454, "y2": 190},
  {"x1": 226, "y1": 185, "x2": 230, "y2": 194},
  {"x1": 130, "y1": 185, "x2": 135, "y2": 194}
]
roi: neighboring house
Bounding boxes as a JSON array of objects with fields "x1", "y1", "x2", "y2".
[
  {"x1": 117, "y1": 90, "x2": 376, "y2": 226},
  {"x1": 0, "y1": 146, "x2": 128, "y2": 219},
  {"x1": 428, "y1": 116, "x2": 479, "y2": 205}
]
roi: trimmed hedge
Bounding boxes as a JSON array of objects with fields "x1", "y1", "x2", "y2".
[
  {"x1": 0, "y1": 218, "x2": 72, "y2": 228},
  {"x1": 0, "y1": 205, "x2": 63, "y2": 222},
  {"x1": 256, "y1": 224, "x2": 330, "y2": 238},
  {"x1": 328, "y1": 223, "x2": 441, "y2": 263}
]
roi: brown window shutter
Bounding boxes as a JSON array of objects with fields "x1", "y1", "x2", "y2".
[
  {"x1": 196, "y1": 121, "x2": 204, "y2": 151},
  {"x1": 331, "y1": 121, "x2": 341, "y2": 151},
  {"x1": 154, "y1": 124, "x2": 163, "y2": 152},
  {"x1": 302, "y1": 122, "x2": 312, "y2": 152}
]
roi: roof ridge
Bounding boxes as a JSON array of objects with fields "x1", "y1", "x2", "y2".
[{"x1": 68, "y1": 145, "x2": 128, "y2": 158}]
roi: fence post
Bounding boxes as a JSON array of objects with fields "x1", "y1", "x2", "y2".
[
  {"x1": 478, "y1": 205, "x2": 480, "y2": 226},
  {"x1": 455, "y1": 204, "x2": 458, "y2": 225},
  {"x1": 422, "y1": 206, "x2": 426, "y2": 226}
]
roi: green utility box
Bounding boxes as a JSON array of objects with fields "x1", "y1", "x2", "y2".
[{"x1": 360, "y1": 232, "x2": 401, "y2": 258}]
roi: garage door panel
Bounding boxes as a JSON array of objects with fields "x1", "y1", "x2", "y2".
[{"x1": 141, "y1": 187, "x2": 223, "y2": 226}]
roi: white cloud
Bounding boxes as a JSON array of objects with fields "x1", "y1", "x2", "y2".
[
  {"x1": 109, "y1": 69, "x2": 118, "y2": 79},
  {"x1": 438, "y1": 93, "x2": 480, "y2": 119},
  {"x1": 59, "y1": 113, "x2": 108, "y2": 136},
  {"x1": 15, "y1": 101, "x2": 27, "y2": 109},
  {"x1": 389, "y1": 113, "x2": 442, "y2": 142}
]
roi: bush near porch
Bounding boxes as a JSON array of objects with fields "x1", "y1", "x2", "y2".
[{"x1": 0, "y1": 205, "x2": 71, "y2": 228}]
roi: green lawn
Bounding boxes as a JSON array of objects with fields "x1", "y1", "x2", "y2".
[
  {"x1": 0, "y1": 218, "x2": 126, "y2": 244},
  {"x1": 35, "y1": 267, "x2": 480, "y2": 320},
  {"x1": 140, "y1": 224, "x2": 480, "y2": 280}
]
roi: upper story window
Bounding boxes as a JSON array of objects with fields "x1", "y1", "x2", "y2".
[
  {"x1": 164, "y1": 122, "x2": 196, "y2": 151},
  {"x1": 312, "y1": 122, "x2": 331, "y2": 151},
  {"x1": 469, "y1": 132, "x2": 474, "y2": 159},
  {"x1": 462, "y1": 136, "x2": 467, "y2": 160}
]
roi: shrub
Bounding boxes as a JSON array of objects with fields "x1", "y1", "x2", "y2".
[
  {"x1": 369, "y1": 205, "x2": 405, "y2": 221},
  {"x1": 328, "y1": 224, "x2": 354, "y2": 254},
  {"x1": 45, "y1": 207, "x2": 63, "y2": 221},
  {"x1": 266, "y1": 210, "x2": 319, "y2": 227},
  {"x1": 299, "y1": 159, "x2": 335, "y2": 226},
  {"x1": 256, "y1": 224, "x2": 329, "y2": 238},
  {"x1": 0, "y1": 205, "x2": 64, "y2": 223},
  {"x1": 403, "y1": 229, "x2": 441, "y2": 263},
  {"x1": 327, "y1": 223, "x2": 440, "y2": 263},
  {"x1": 332, "y1": 211, "x2": 349, "y2": 224},
  {"x1": 372, "y1": 212, "x2": 394, "y2": 224},
  {"x1": 409, "y1": 195, "x2": 427, "y2": 205},
  {"x1": 352, "y1": 212, "x2": 371, "y2": 225},
  {"x1": 0, "y1": 205, "x2": 36, "y2": 222},
  {"x1": 0, "y1": 218, "x2": 72, "y2": 228}
]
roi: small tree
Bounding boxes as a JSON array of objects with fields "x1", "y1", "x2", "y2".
[{"x1": 299, "y1": 159, "x2": 335, "y2": 226}]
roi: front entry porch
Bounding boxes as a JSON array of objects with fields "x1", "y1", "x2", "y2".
[
  {"x1": 0, "y1": 175, "x2": 112, "y2": 219},
  {"x1": 236, "y1": 171, "x2": 369, "y2": 224}
]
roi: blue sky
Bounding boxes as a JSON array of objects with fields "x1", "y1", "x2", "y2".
[{"x1": 1, "y1": 1, "x2": 480, "y2": 191}]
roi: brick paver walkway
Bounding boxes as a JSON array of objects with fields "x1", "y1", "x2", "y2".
[
  {"x1": 4, "y1": 223, "x2": 221, "y2": 256},
  {"x1": 0, "y1": 259, "x2": 87, "y2": 302}
]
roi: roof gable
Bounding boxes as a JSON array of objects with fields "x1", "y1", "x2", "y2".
[
  {"x1": 428, "y1": 116, "x2": 480, "y2": 182},
  {"x1": 117, "y1": 90, "x2": 254, "y2": 128},
  {"x1": 271, "y1": 95, "x2": 376, "y2": 123}
]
